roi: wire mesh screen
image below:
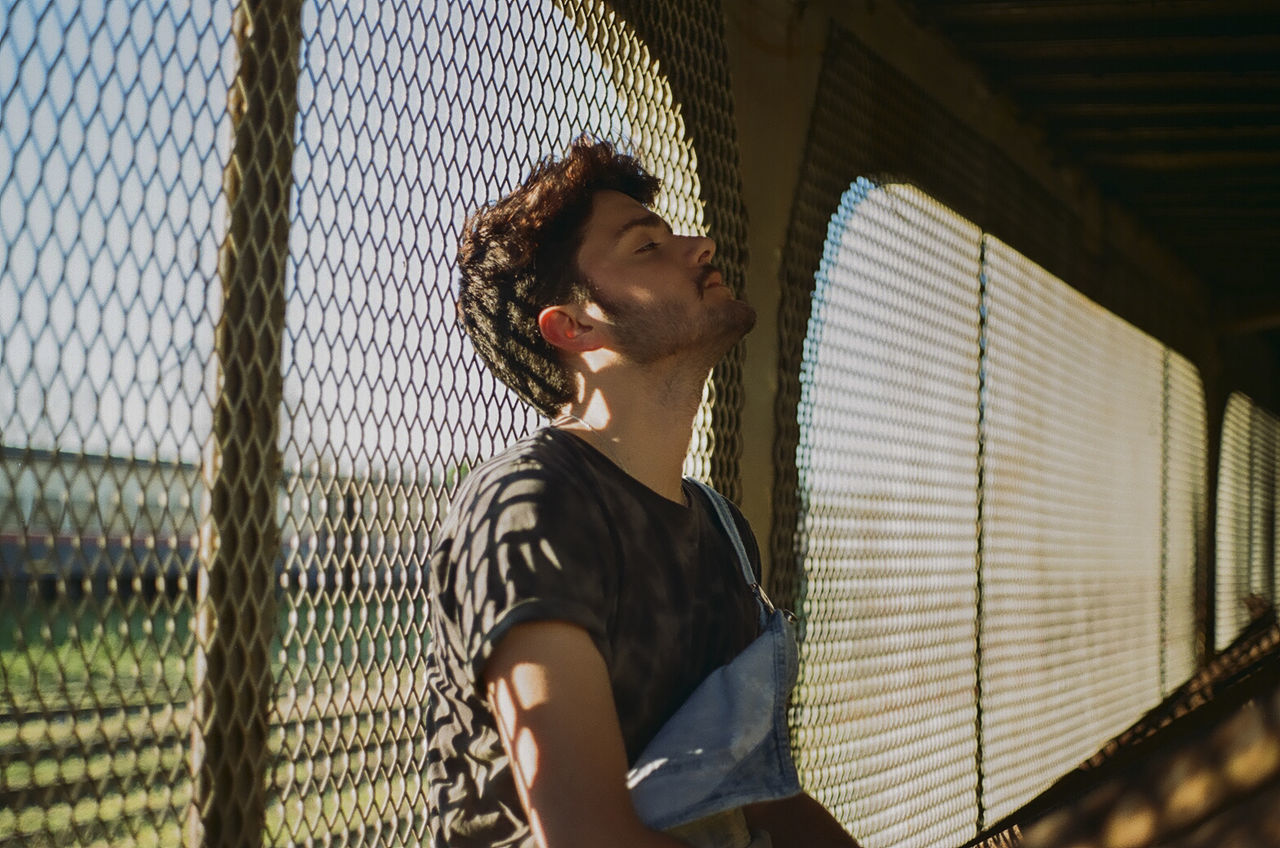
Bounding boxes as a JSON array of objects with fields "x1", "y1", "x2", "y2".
[
  {"x1": 775, "y1": 24, "x2": 1209, "y2": 848},
  {"x1": 791, "y1": 180, "x2": 982, "y2": 848},
  {"x1": 1216, "y1": 392, "x2": 1280, "y2": 650},
  {"x1": 979, "y1": 235, "x2": 1202, "y2": 824},
  {"x1": 1, "y1": 0, "x2": 230, "y2": 842},
  {"x1": 1163, "y1": 357, "x2": 1208, "y2": 686},
  {"x1": 0, "y1": 0, "x2": 747, "y2": 845},
  {"x1": 786, "y1": 182, "x2": 1207, "y2": 847}
]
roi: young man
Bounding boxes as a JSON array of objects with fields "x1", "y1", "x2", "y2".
[{"x1": 427, "y1": 138, "x2": 858, "y2": 848}]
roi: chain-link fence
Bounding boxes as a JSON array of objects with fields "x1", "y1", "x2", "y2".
[
  {"x1": 0, "y1": 1, "x2": 745, "y2": 845},
  {"x1": 782, "y1": 178, "x2": 1207, "y2": 848},
  {"x1": 978, "y1": 237, "x2": 1204, "y2": 824},
  {"x1": 773, "y1": 26, "x2": 1210, "y2": 848},
  {"x1": 967, "y1": 608, "x2": 1280, "y2": 848},
  {"x1": 790, "y1": 181, "x2": 984, "y2": 848},
  {"x1": 1216, "y1": 392, "x2": 1280, "y2": 650}
]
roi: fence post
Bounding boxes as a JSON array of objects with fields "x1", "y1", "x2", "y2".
[{"x1": 188, "y1": 0, "x2": 303, "y2": 845}]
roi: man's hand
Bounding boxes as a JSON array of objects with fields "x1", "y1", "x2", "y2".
[
  {"x1": 483, "y1": 620, "x2": 687, "y2": 848},
  {"x1": 744, "y1": 792, "x2": 862, "y2": 847}
]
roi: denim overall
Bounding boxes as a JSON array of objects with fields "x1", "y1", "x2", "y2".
[{"x1": 626, "y1": 479, "x2": 802, "y2": 846}]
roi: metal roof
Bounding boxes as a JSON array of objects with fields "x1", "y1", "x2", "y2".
[{"x1": 903, "y1": 0, "x2": 1280, "y2": 358}]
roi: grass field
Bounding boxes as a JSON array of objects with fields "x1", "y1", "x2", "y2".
[{"x1": 0, "y1": 587, "x2": 433, "y2": 847}]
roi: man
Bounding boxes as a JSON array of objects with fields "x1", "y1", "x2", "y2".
[{"x1": 427, "y1": 137, "x2": 858, "y2": 848}]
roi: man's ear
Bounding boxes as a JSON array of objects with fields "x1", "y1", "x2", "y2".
[{"x1": 538, "y1": 305, "x2": 603, "y2": 353}]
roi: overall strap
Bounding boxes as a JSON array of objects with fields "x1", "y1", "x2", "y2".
[{"x1": 685, "y1": 478, "x2": 782, "y2": 629}]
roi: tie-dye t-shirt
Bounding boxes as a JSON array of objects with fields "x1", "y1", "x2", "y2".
[{"x1": 426, "y1": 427, "x2": 761, "y2": 847}]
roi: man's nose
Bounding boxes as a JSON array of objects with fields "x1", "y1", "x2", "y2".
[{"x1": 689, "y1": 235, "x2": 716, "y2": 265}]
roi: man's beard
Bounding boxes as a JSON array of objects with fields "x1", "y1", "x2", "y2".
[{"x1": 590, "y1": 279, "x2": 757, "y2": 367}]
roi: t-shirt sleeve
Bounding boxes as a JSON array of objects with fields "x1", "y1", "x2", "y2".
[{"x1": 433, "y1": 462, "x2": 614, "y2": 688}]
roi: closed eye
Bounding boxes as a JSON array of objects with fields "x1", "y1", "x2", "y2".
[{"x1": 635, "y1": 241, "x2": 659, "y2": 253}]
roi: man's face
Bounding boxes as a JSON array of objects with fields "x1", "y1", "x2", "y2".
[{"x1": 573, "y1": 190, "x2": 756, "y2": 365}]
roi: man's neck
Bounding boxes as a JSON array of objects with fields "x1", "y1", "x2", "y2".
[{"x1": 555, "y1": 367, "x2": 707, "y2": 504}]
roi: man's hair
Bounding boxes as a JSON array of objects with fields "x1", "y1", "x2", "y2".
[{"x1": 455, "y1": 137, "x2": 660, "y2": 417}]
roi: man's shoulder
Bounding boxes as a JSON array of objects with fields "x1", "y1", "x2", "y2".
[
  {"x1": 453, "y1": 428, "x2": 588, "y2": 499},
  {"x1": 437, "y1": 428, "x2": 600, "y2": 534}
]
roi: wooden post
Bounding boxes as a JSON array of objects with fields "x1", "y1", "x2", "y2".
[{"x1": 189, "y1": 1, "x2": 302, "y2": 845}]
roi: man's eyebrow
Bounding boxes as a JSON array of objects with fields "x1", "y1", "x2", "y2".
[{"x1": 614, "y1": 211, "x2": 672, "y2": 241}]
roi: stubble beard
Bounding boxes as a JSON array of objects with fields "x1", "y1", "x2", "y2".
[{"x1": 596, "y1": 283, "x2": 757, "y2": 368}]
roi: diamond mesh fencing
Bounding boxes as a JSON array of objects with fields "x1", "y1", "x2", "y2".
[
  {"x1": 979, "y1": 236, "x2": 1203, "y2": 824},
  {"x1": 1216, "y1": 393, "x2": 1280, "y2": 651},
  {"x1": 790, "y1": 181, "x2": 983, "y2": 848},
  {"x1": 1164, "y1": 356, "x2": 1209, "y2": 692},
  {"x1": 0, "y1": 1, "x2": 746, "y2": 845},
  {"x1": 969, "y1": 611, "x2": 1280, "y2": 848},
  {"x1": 774, "y1": 25, "x2": 1209, "y2": 848}
]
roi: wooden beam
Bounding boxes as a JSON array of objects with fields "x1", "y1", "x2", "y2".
[
  {"x1": 1040, "y1": 103, "x2": 1280, "y2": 128},
  {"x1": 969, "y1": 34, "x2": 1280, "y2": 61},
  {"x1": 1087, "y1": 149, "x2": 1280, "y2": 169},
  {"x1": 1217, "y1": 294, "x2": 1280, "y2": 336},
  {"x1": 917, "y1": 0, "x2": 1280, "y2": 27},
  {"x1": 1030, "y1": 87, "x2": 1280, "y2": 107},
  {"x1": 1006, "y1": 70, "x2": 1280, "y2": 93},
  {"x1": 1064, "y1": 125, "x2": 1280, "y2": 146}
]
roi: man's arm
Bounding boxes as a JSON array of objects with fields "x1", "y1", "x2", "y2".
[
  {"x1": 743, "y1": 793, "x2": 862, "y2": 848},
  {"x1": 483, "y1": 620, "x2": 687, "y2": 848}
]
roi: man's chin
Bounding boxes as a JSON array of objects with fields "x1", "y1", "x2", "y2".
[
  {"x1": 725, "y1": 298, "x2": 758, "y2": 337},
  {"x1": 707, "y1": 301, "x2": 757, "y2": 359}
]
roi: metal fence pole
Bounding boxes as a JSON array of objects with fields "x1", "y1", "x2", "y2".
[{"x1": 188, "y1": 1, "x2": 303, "y2": 845}]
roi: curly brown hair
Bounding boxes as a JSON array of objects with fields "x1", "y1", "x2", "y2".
[{"x1": 455, "y1": 137, "x2": 660, "y2": 417}]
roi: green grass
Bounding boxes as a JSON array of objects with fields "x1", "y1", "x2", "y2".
[
  {"x1": 0, "y1": 591, "x2": 196, "y2": 714},
  {"x1": 1, "y1": 587, "x2": 433, "y2": 847}
]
